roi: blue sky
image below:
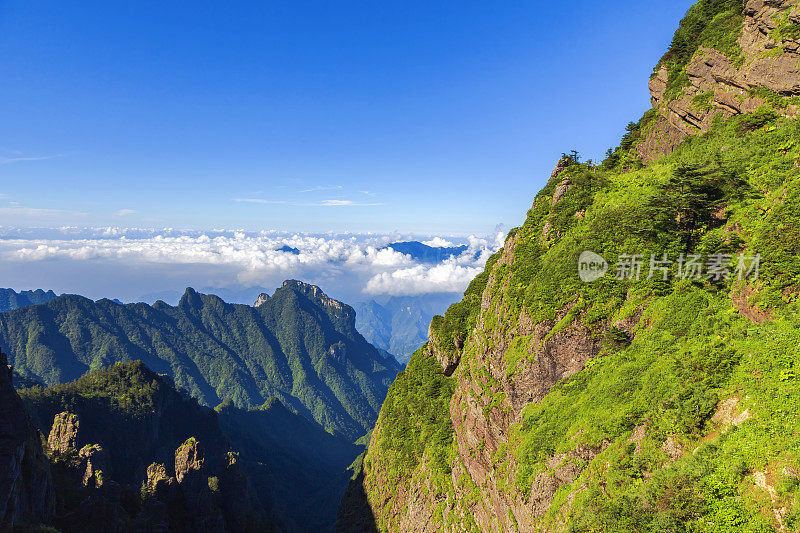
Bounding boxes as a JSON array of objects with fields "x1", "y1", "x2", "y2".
[{"x1": 0, "y1": 0, "x2": 693, "y2": 235}]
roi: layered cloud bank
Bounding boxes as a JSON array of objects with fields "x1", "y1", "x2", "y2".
[{"x1": 0, "y1": 227, "x2": 505, "y2": 303}]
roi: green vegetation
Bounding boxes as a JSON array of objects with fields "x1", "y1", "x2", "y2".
[
  {"x1": 693, "y1": 90, "x2": 715, "y2": 112},
  {"x1": 20, "y1": 361, "x2": 231, "y2": 484},
  {"x1": 339, "y1": 1, "x2": 800, "y2": 530},
  {"x1": 428, "y1": 250, "x2": 500, "y2": 357},
  {"x1": 4, "y1": 281, "x2": 400, "y2": 440},
  {"x1": 771, "y1": 9, "x2": 800, "y2": 41},
  {"x1": 374, "y1": 347, "x2": 456, "y2": 482},
  {"x1": 747, "y1": 87, "x2": 800, "y2": 111},
  {"x1": 357, "y1": 85, "x2": 800, "y2": 530},
  {"x1": 20, "y1": 360, "x2": 364, "y2": 531}
]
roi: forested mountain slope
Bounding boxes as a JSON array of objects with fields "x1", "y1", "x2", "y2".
[
  {"x1": 339, "y1": 0, "x2": 800, "y2": 531},
  {"x1": 1, "y1": 280, "x2": 400, "y2": 441}
]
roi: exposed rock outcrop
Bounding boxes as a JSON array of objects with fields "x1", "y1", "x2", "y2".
[
  {"x1": 640, "y1": 0, "x2": 800, "y2": 161},
  {"x1": 174, "y1": 438, "x2": 226, "y2": 532},
  {"x1": 79, "y1": 444, "x2": 109, "y2": 488},
  {"x1": 426, "y1": 322, "x2": 461, "y2": 376},
  {"x1": 143, "y1": 462, "x2": 175, "y2": 499},
  {"x1": 219, "y1": 452, "x2": 259, "y2": 532},
  {"x1": 48, "y1": 412, "x2": 80, "y2": 454},
  {"x1": 341, "y1": 2, "x2": 800, "y2": 531},
  {"x1": 20, "y1": 362, "x2": 280, "y2": 532},
  {"x1": 440, "y1": 232, "x2": 608, "y2": 530}
]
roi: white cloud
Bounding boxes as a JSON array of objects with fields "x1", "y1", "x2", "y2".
[
  {"x1": 116, "y1": 209, "x2": 136, "y2": 216},
  {"x1": 0, "y1": 228, "x2": 505, "y2": 299},
  {"x1": 421, "y1": 237, "x2": 455, "y2": 248},
  {"x1": 233, "y1": 198, "x2": 382, "y2": 207},
  {"x1": 320, "y1": 199, "x2": 383, "y2": 207},
  {"x1": 299, "y1": 185, "x2": 343, "y2": 193},
  {"x1": 364, "y1": 262, "x2": 484, "y2": 295},
  {"x1": 232, "y1": 198, "x2": 289, "y2": 205},
  {"x1": 0, "y1": 154, "x2": 63, "y2": 164},
  {"x1": 0, "y1": 205, "x2": 86, "y2": 217}
]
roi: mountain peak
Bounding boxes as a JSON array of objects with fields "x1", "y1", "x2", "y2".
[
  {"x1": 280, "y1": 279, "x2": 320, "y2": 292},
  {"x1": 178, "y1": 287, "x2": 204, "y2": 308},
  {"x1": 0, "y1": 287, "x2": 60, "y2": 313},
  {"x1": 278, "y1": 280, "x2": 348, "y2": 312}
]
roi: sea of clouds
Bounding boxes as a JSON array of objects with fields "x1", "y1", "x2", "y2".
[{"x1": 0, "y1": 227, "x2": 505, "y2": 305}]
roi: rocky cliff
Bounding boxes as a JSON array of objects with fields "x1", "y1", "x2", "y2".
[
  {"x1": 639, "y1": 0, "x2": 800, "y2": 162},
  {"x1": 339, "y1": 1, "x2": 800, "y2": 531},
  {"x1": 0, "y1": 348, "x2": 55, "y2": 529}
]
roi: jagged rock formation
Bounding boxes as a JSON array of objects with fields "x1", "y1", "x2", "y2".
[
  {"x1": 254, "y1": 292, "x2": 270, "y2": 307},
  {"x1": 0, "y1": 348, "x2": 55, "y2": 528},
  {"x1": 25, "y1": 363, "x2": 273, "y2": 533},
  {"x1": 18, "y1": 360, "x2": 359, "y2": 531},
  {"x1": 640, "y1": 0, "x2": 800, "y2": 162},
  {"x1": 219, "y1": 452, "x2": 260, "y2": 532},
  {"x1": 48, "y1": 412, "x2": 80, "y2": 454},
  {"x1": 24, "y1": 362, "x2": 231, "y2": 486},
  {"x1": 172, "y1": 438, "x2": 227, "y2": 532},
  {"x1": 79, "y1": 444, "x2": 109, "y2": 488}
]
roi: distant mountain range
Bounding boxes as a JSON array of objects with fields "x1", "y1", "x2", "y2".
[
  {"x1": 0, "y1": 288, "x2": 59, "y2": 313},
  {"x1": 381, "y1": 241, "x2": 470, "y2": 263},
  {"x1": 0, "y1": 280, "x2": 401, "y2": 441},
  {"x1": 0, "y1": 279, "x2": 399, "y2": 531},
  {"x1": 354, "y1": 293, "x2": 460, "y2": 364}
]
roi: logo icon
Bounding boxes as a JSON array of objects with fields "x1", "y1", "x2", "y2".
[{"x1": 578, "y1": 251, "x2": 608, "y2": 282}]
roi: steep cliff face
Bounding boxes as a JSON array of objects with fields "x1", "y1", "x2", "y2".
[
  {"x1": 0, "y1": 349, "x2": 55, "y2": 529},
  {"x1": 340, "y1": 1, "x2": 800, "y2": 531}
]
